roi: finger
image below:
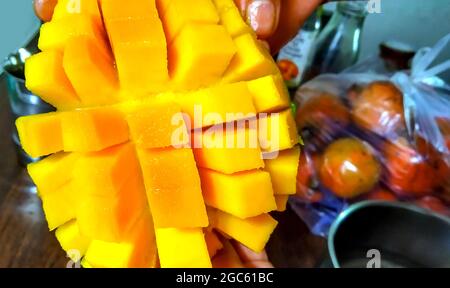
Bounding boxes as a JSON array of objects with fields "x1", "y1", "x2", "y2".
[
  {"x1": 231, "y1": 241, "x2": 274, "y2": 268},
  {"x1": 34, "y1": 0, "x2": 58, "y2": 22},
  {"x1": 268, "y1": 0, "x2": 324, "y2": 54},
  {"x1": 245, "y1": 0, "x2": 280, "y2": 39}
]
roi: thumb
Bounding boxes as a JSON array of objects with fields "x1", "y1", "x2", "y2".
[{"x1": 235, "y1": 0, "x2": 281, "y2": 40}]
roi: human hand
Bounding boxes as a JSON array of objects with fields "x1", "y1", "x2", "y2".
[
  {"x1": 235, "y1": 0, "x2": 325, "y2": 53},
  {"x1": 34, "y1": 0, "x2": 58, "y2": 22}
]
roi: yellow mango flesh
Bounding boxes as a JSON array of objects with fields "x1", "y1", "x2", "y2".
[
  {"x1": 212, "y1": 209, "x2": 278, "y2": 253},
  {"x1": 192, "y1": 125, "x2": 264, "y2": 174},
  {"x1": 275, "y1": 195, "x2": 289, "y2": 212},
  {"x1": 259, "y1": 109, "x2": 299, "y2": 153},
  {"x1": 63, "y1": 36, "x2": 119, "y2": 107},
  {"x1": 55, "y1": 220, "x2": 91, "y2": 259},
  {"x1": 213, "y1": 0, "x2": 253, "y2": 38},
  {"x1": 41, "y1": 182, "x2": 76, "y2": 231},
  {"x1": 162, "y1": 0, "x2": 219, "y2": 43},
  {"x1": 27, "y1": 152, "x2": 80, "y2": 195},
  {"x1": 169, "y1": 24, "x2": 236, "y2": 90},
  {"x1": 25, "y1": 51, "x2": 80, "y2": 110},
  {"x1": 124, "y1": 98, "x2": 188, "y2": 149},
  {"x1": 138, "y1": 148, "x2": 208, "y2": 228},
  {"x1": 265, "y1": 146, "x2": 301, "y2": 195},
  {"x1": 16, "y1": 113, "x2": 64, "y2": 158},
  {"x1": 223, "y1": 33, "x2": 278, "y2": 83},
  {"x1": 52, "y1": 0, "x2": 103, "y2": 28},
  {"x1": 61, "y1": 107, "x2": 129, "y2": 152},
  {"x1": 177, "y1": 82, "x2": 256, "y2": 129},
  {"x1": 200, "y1": 168, "x2": 276, "y2": 219},
  {"x1": 156, "y1": 227, "x2": 212, "y2": 268},
  {"x1": 102, "y1": 0, "x2": 168, "y2": 94},
  {"x1": 247, "y1": 74, "x2": 291, "y2": 113}
]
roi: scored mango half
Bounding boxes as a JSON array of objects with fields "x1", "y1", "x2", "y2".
[{"x1": 17, "y1": 0, "x2": 301, "y2": 268}]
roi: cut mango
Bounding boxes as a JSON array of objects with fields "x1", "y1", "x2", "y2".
[
  {"x1": 156, "y1": 0, "x2": 172, "y2": 15},
  {"x1": 84, "y1": 240, "x2": 134, "y2": 268},
  {"x1": 223, "y1": 33, "x2": 278, "y2": 83},
  {"x1": 124, "y1": 99, "x2": 188, "y2": 149},
  {"x1": 178, "y1": 82, "x2": 256, "y2": 129},
  {"x1": 259, "y1": 109, "x2": 298, "y2": 153},
  {"x1": 25, "y1": 51, "x2": 80, "y2": 110},
  {"x1": 61, "y1": 107, "x2": 129, "y2": 152},
  {"x1": 52, "y1": 0, "x2": 103, "y2": 28},
  {"x1": 63, "y1": 36, "x2": 119, "y2": 107},
  {"x1": 72, "y1": 143, "x2": 141, "y2": 198},
  {"x1": 38, "y1": 14, "x2": 107, "y2": 53},
  {"x1": 102, "y1": 0, "x2": 168, "y2": 94},
  {"x1": 41, "y1": 182, "x2": 76, "y2": 231},
  {"x1": 156, "y1": 227, "x2": 212, "y2": 268},
  {"x1": 138, "y1": 148, "x2": 208, "y2": 228},
  {"x1": 199, "y1": 168, "x2": 276, "y2": 219},
  {"x1": 192, "y1": 125, "x2": 264, "y2": 174},
  {"x1": 162, "y1": 0, "x2": 219, "y2": 43},
  {"x1": 55, "y1": 220, "x2": 91, "y2": 259},
  {"x1": 213, "y1": 210, "x2": 278, "y2": 252},
  {"x1": 169, "y1": 24, "x2": 236, "y2": 90},
  {"x1": 27, "y1": 152, "x2": 80, "y2": 195},
  {"x1": 213, "y1": 0, "x2": 253, "y2": 38},
  {"x1": 275, "y1": 195, "x2": 289, "y2": 212},
  {"x1": 265, "y1": 146, "x2": 300, "y2": 195},
  {"x1": 16, "y1": 113, "x2": 63, "y2": 158},
  {"x1": 247, "y1": 74, "x2": 290, "y2": 113},
  {"x1": 76, "y1": 174, "x2": 147, "y2": 242},
  {"x1": 205, "y1": 230, "x2": 223, "y2": 258}
]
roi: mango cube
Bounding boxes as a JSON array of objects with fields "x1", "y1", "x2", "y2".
[
  {"x1": 213, "y1": 0, "x2": 252, "y2": 38},
  {"x1": 163, "y1": 0, "x2": 219, "y2": 43},
  {"x1": 205, "y1": 230, "x2": 223, "y2": 258},
  {"x1": 55, "y1": 220, "x2": 91, "y2": 258},
  {"x1": 63, "y1": 36, "x2": 119, "y2": 107},
  {"x1": 52, "y1": 0, "x2": 103, "y2": 28},
  {"x1": 61, "y1": 107, "x2": 129, "y2": 152},
  {"x1": 156, "y1": 228, "x2": 212, "y2": 268},
  {"x1": 192, "y1": 125, "x2": 264, "y2": 174},
  {"x1": 169, "y1": 24, "x2": 236, "y2": 90},
  {"x1": 265, "y1": 146, "x2": 300, "y2": 195},
  {"x1": 25, "y1": 51, "x2": 80, "y2": 110},
  {"x1": 259, "y1": 109, "x2": 298, "y2": 153},
  {"x1": 275, "y1": 196, "x2": 289, "y2": 212},
  {"x1": 199, "y1": 168, "x2": 276, "y2": 219},
  {"x1": 84, "y1": 240, "x2": 134, "y2": 268},
  {"x1": 223, "y1": 33, "x2": 278, "y2": 83},
  {"x1": 28, "y1": 152, "x2": 80, "y2": 195},
  {"x1": 124, "y1": 99, "x2": 188, "y2": 149},
  {"x1": 178, "y1": 82, "x2": 256, "y2": 129},
  {"x1": 247, "y1": 74, "x2": 290, "y2": 113},
  {"x1": 138, "y1": 148, "x2": 208, "y2": 228},
  {"x1": 38, "y1": 15, "x2": 107, "y2": 53},
  {"x1": 213, "y1": 210, "x2": 278, "y2": 252},
  {"x1": 73, "y1": 143, "x2": 141, "y2": 198},
  {"x1": 41, "y1": 182, "x2": 76, "y2": 231},
  {"x1": 102, "y1": 0, "x2": 169, "y2": 94},
  {"x1": 16, "y1": 113, "x2": 63, "y2": 158}
]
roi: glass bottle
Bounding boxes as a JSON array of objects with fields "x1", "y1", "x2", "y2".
[
  {"x1": 304, "y1": 1, "x2": 368, "y2": 81},
  {"x1": 276, "y1": 8, "x2": 322, "y2": 91}
]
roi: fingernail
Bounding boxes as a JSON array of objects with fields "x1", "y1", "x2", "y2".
[{"x1": 247, "y1": 0, "x2": 276, "y2": 39}]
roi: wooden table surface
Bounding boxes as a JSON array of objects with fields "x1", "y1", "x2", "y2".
[{"x1": 0, "y1": 74, "x2": 327, "y2": 268}]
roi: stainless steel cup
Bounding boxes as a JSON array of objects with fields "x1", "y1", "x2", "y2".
[
  {"x1": 3, "y1": 47, "x2": 55, "y2": 165},
  {"x1": 328, "y1": 201, "x2": 450, "y2": 268}
]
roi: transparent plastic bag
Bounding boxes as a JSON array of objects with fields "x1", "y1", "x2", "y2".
[{"x1": 291, "y1": 34, "x2": 450, "y2": 237}]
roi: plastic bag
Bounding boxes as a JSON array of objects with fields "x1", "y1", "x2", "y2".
[{"x1": 291, "y1": 34, "x2": 450, "y2": 237}]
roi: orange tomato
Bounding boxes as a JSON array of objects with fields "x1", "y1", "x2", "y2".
[
  {"x1": 319, "y1": 138, "x2": 381, "y2": 199},
  {"x1": 383, "y1": 138, "x2": 441, "y2": 197},
  {"x1": 414, "y1": 196, "x2": 449, "y2": 217},
  {"x1": 296, "y1": 151, "x2": 323, "y2": 203},
  {"x1": 350, "y1": 81, "x2": 406, "y2": 137},
  {"x1": 277, "y1": 59, "x2": 299, "y2": 81},
  {"x1": 365, "y1": 188, "x2": 397, "y2": 202}
]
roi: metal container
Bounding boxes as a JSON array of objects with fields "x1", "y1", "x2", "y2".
[
  {"x1": 2, "y1": 44, "x2": 55, "y2": 165},
  {"x1": 328, "y1": 201, "x2": 450, "y2": 268}
]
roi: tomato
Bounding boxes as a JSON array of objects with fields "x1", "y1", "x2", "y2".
[
  {"x1": 350, "y1": 81, "x2": 406, "y2": 137},
  {"x1": 319, "y1": 138, "x2": 381, "y2": 199},
  {"x1": 414, "y1": 196, "x2": 450, "y2": 217},
  {"x1": 296, "y1": 151, "x2": 323, "y2": 203},
  {"x1": 365, "y1": 188, "x2": 397, "y2": 201}
]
